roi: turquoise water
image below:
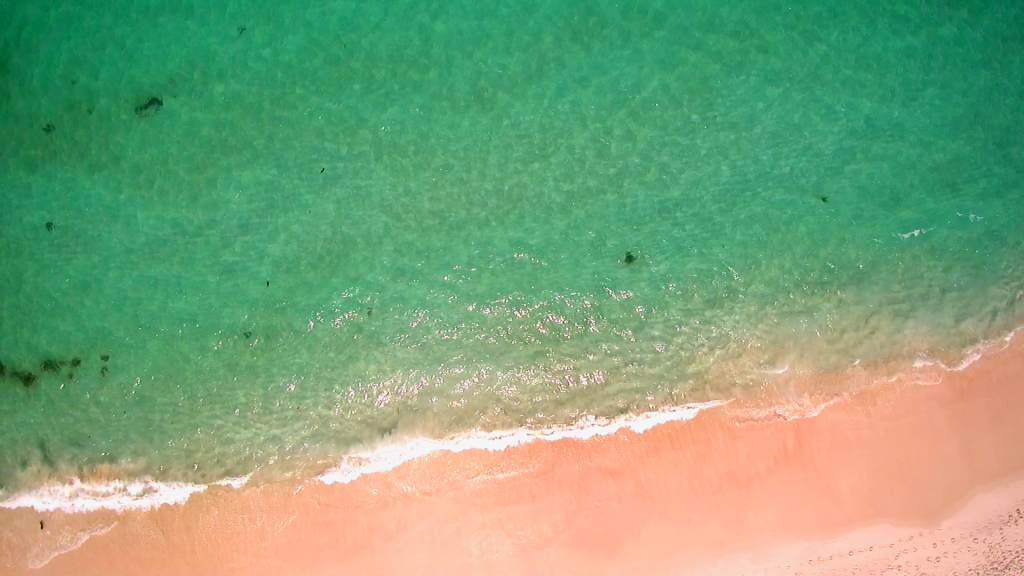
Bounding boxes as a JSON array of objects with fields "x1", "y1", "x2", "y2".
[{"x1": 1, "y1": 0, "x2": 1022, "y2": 491}]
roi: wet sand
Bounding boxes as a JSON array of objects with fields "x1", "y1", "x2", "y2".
[{"x1": 2, "y1": 334, "x2": 1024, "y2": 575}]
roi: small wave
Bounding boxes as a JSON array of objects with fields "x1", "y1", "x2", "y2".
[
  {"x1": 317, "y1": 401, "x2": 725, "y2": 485},
  {"x1": 0, "y1": 478, "x2": 207, "y2": 514},
  {"x1": 212, "y1": 474, "x2": 252, "y2": 489},
  {"x1": 766, "y1": 396, "x2": 842, "y2": 421},
  {"x1": 899, "y1": 227, "x2": 934, "y2": 239},
  {"x1": 913, "y1": 329, "x2": 1017, "y2": 372},
  {"x1": 0, "y1": 405, "x2": 723, "y2": 512}
]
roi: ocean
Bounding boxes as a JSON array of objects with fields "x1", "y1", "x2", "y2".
[{"x1": 1, "y1": 0, "x2": 1022, "y2": 509}]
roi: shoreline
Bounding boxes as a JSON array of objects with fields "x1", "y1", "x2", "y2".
[
  {"x1": 1, "y1": 332, "x2": 1023, "y2": 574},
  {"x1": 2, "y1": 330, "x2": 1013, "y2": 514}
]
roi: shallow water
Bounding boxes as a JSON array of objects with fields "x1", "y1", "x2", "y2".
[{"x1": 1, "y1": 0, "x2": 1022, "y2": 493}]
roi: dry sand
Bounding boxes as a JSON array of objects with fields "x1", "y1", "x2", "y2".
[{"x1": 2, "y1": 334, "x2": 1024, "y2": 575}]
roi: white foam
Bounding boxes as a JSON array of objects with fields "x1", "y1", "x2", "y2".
[
  {"x1": 912, "y1": 330, "x2": 1016, "y2": 372},
  {"x1": 0, "y1": 404, "x2": 723, "y2": 512},
  {"x1": 770, "y1": 396, "x2": 842, "y2": 421},
  {"x1": 950, "y1": 330, "x2": 1016, "y2": 371},
  {"x1": 898, "y1": 227, "x2": 934, "y2": 239},
  {"x1": 213, "y1": 474, "x2": 252, "y2": 489},
  {"x1": 759, "y1": 364, "x2": 789, "y2": 374},
  {"x1": 317, "y1": 401, "x2": 725, "y2": 485},
  {"x1": 0, "y1": 479, "x2": 207, "y2": 514}
]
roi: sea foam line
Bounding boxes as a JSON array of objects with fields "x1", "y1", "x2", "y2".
[
  {"x1": 0, "y1": 474, "x2": 254, "y2": 514},
  {"x1": 0, "y1": 404, "x2": 723, "y2": 513},
  {"x1": 317, "y1": 400, "x2": 725, "y2": 485},
  {"x1": 213, "y1": 474, "x2": 253, "y2": 489},
  {"x1": 0, "y1": 479, "x2": 208, "y2": 514},
  {"x1": 913, "y1": 329, "x2": 1017, "y2": 372}
]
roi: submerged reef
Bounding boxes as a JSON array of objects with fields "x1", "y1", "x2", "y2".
[
  {"x1": 11, "y1": 371, "x2": 36, "y2": 387},
  {"x1": 2, "y1": 354, "x2": 95, "y2": 388},
  {"x1": 40, "y1": 359, "x2": 65, "y2": 373},
  {"x1": 134, "y1": 97, "x2": 163, "y2": 117}
]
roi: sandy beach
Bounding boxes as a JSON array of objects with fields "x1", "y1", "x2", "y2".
[{"x1": 2, "y1": 334, "x2": 1023, "y2": 575}]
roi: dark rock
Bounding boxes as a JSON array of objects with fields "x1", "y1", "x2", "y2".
[
  {"x1": 134, "y1": 97, "x2": 163, "y2": 117},
  {"x1": 100, "y1": 355, "x2": 110, "y2": 362},
  {"x1": 70, "y1": 357, "x2": 82, "y2": 369},
  {"x1": 821, "y1": 196, "x2": 829, "y2": 203},
  {"x1": 623, "y1": 251, "x2": 637, "y2": 265},
  {"x1": 12, "y1": 371, "x2": 36, "y2": 387},
  {"x1": 0, "y1": 360, "x2": 5, "y2": 377},
  {"x1": 46, "y1": 221, "x2": 54, "y2": 232},
  {"x1": 42, "y1": 123, "x2": 55, "y2": 134},
  {"x1": 100, "y1": 366, "x2": 108, "y2": 377},
  {"x1": 41, "y1": 359, "x2": 65, "y2": 372}
]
